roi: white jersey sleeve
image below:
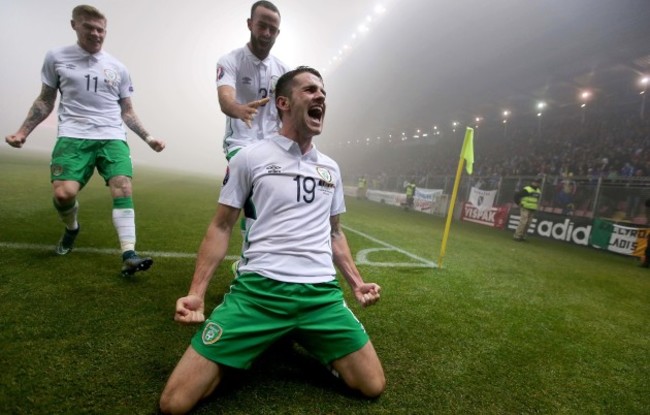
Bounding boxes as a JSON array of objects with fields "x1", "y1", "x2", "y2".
[{"x1": 216, "y1": 46, "x2": 291, "y2": 155}]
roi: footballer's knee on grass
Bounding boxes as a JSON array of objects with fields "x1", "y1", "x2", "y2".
[
  {"x1": 52, "y1": 180, "x2": 80, "y2": 205},
  {"x1": 332, "y1": 341, "x2": 386, "y2": 398},
  {"x1": 160, "y1": 346, "x2": 223, "y2": 414}
]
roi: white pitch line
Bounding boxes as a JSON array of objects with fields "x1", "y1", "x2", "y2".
[
  {"x1": 0, "y1": 242, "x2": 238, "y2": 260},
  {"x1": 342, "y1": 225, "x2": 438, "y2": 268},
  {"x1": 1, "y1": 226, "x2": 437, "y2": 269}
]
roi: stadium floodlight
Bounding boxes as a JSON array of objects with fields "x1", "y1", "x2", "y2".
[
  {"x1": 640, "y1": 76, "x2": 649, "y2": 119},
  {"x1": 579, "y1": 90, "x2": 592, "y2": 124},
  {"x1": 536, "y1": 102, "x2": 545, "y2": 137},
  {"x1": 580, "y1": 90, "x2": 592, "y2": 108}
]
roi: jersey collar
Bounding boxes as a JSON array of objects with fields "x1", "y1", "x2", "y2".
[
  {"x1": 74, "y1": 43, "x2": 105, "y2": 61},
  {"x1": 272, "y1": 135, "x2": 318, "y2": 161},
  {"x1": 244, "y1": 44, "x2": 270, "y2": 66}
]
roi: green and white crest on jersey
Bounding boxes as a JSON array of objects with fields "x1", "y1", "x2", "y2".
[
  {"x1": 316, "y1": 166, "x2": 332, "y2": 183},
  {"x1": 202, "y1": 322, "x2": 223, "y2": 345}
]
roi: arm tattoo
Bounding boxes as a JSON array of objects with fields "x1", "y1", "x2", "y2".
[
  {"x1": 20, "y1": 84, "x2": 57, "y2": 135},
  {"x1": 330, "y1": 215, "x2": 343, "y2": 239},
  {"x1": 119, "y1": 98, "x2": 150, "y2": 140}
]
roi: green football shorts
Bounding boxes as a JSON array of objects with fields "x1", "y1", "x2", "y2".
[
  {"x1": 191, "y1": 273, "x2": 370, "y2": 369},
  {"x1": 50, "y1": 137, "x2": 133, "y2": 187}
]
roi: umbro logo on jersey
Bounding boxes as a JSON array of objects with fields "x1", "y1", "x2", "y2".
[
  {"x1": 65, "y1": 64, "x2": 76, "y2": 69},
  {"x1": 265, "y1": 164, "x2": 282, "y2": 174},
  {"x1": 242, "y1": 76, "x2": 252, "y2": 85}
]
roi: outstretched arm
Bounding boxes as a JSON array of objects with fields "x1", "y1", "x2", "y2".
[
  {"x1": 217, "y1": 85, "x2": 269, "y2": 128},
  {"x1": 175, "y1": 204, "x2": 241, "y2": 324},
  {"x1": 330, "y1": 215, "x2": 381, "y2": 308},
  {"x1": 5, "y1": 83, "x2": 57, "y2": 148},
  {"x1": 119, "y1": 97, "x2": 166, "y2": 152}
]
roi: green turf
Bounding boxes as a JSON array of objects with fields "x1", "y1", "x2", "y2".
[{"x1": 0, "y1": 151, "x2": 648, "y2": 415}]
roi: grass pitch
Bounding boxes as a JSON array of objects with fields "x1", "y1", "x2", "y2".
[{"x1": 0, "y1": 150, "x2": 648, "y2": 414}]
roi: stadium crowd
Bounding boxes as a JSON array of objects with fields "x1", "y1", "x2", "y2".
[
  {"x1": 332, "y1": 105, "x2": 650, "y2": 223},
  {"x1": 336, "y1": 108, "x2": 650, "y2": 187}
]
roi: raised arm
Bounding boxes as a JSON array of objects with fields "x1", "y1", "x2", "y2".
[
  {"x1": 174, "y1": 204, "x2": 241, "y2": 324},
  {"x1": 5, "y1": 83, "x2": 57, "y2": 148},
  {"x1": 217, "y1": 85, "x2": 269, "y2": 128},
  {"x1": 119, "y1": 97, "x2": 166, "y2": 152},
  {"x1": 330, "y1": 215, "x2": 381, "y2": 308}
]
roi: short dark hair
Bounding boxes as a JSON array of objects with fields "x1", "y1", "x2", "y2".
[
  {"x1": 275, "y1": 66, "x2": 323, "y2": 119},
  {"x1": 72, "y1": 4, "x2": 105, "y2": 21},
  {"x1": 251, "y1": 1, "x2": 280, "y2": 19}
]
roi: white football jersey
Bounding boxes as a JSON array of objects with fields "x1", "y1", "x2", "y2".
[
  {"x1": 42, "y1": 44, "x2": 132, "y2": 140},
  {"x1": 216, "y1": 46, "x2": 290, "y2": 155},
  {"x1": 219, "y1": 135, "x2": 346, "y2": 283}
]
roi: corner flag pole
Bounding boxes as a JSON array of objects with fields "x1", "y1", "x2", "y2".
[{"x1": 438, "y1": 127, "x2": 474, "y2": 268}]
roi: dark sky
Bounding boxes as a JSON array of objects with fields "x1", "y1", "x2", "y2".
[{"x1": 321, "y1": 0, "x2": 650, "y2": 148}]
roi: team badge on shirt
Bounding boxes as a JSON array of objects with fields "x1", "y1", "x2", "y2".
[
  {"x1": 316, "y1": 166, "x2": 332, "y2": 183},
  {"x1": 202, "y1": 322, "x2": 223, "y2": 345},
  {"x1": 270, "y1": 75, "x2": 280, "y2": 95},
  {"x1": 103, "y1": 69, "x2": 121, "y2": 88},
  {"x1": 51, "y1": 164, "x2": 64, "y2": 177},
  {"x1": 217, "y1": 65, "x2": 224, "y2": 81}
]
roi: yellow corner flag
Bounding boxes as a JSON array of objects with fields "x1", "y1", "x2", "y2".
[
  {"x1": 438, "y1": 126, "x2": 475, "y2": 268},
  {"x1": 462, "y1": 127, "x2": 474, "y2": 175}
]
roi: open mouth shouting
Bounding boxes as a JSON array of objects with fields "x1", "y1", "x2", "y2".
[{"x1": 307, "y1": 105, "x2": 324, "y2": 126}]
